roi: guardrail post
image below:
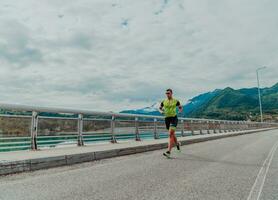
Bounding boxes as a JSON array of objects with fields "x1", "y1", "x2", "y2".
[
  {"x1": 243, "y1": 121, "x2": 246, "y2": 130},
  {"x1": 245, "y1": 122, "x2": 248, "y2": 130},
  {"x1": 110, "y1": 115, "x2": 117, "y2": 143},
  {"x1": 227, "y1": 121, "x2": 230, "y2": 132},
  {"x1": 154, "y1": 118, "x2": 159, "y2": 139},
  {"x1": 232, "y1": 122, "x2": 235, "y2": 132},
  {"x1": 31, "y1": 111, "x2": 38, "y2": 150},
  {"x1": 207, "y1": 121, "x2": 210, "y2": 134},
  {"x1": 213, "y1": 121, "x2": 217, "y2": 133},
  {"x1": 181, "y1": 119, "x2": 185, "y2": 137},
  {"x1": 200, "y1": 121, "x2": 204, "y2": 135},
  {"x1": 77, "y1": 114, "x2": 84, "y2": 146},
  {"x1": 238, "y1": 121, "x2": 242, "y2": 131},
  {"x1": 228, "y1": 121, "x2": 231, "y2": 132},
  {"x1": 219, "y1": 122, "x2": 222, "y2": 133},
  {"x1": 135, "y1": 117, "x2": 141, "y2": 141},
  {"x1": 239, "y1": 121, "x2": 243, "y2": 131},
  {"x1": 224, "y1": 121, "x2": 228, "y2": 132},
  {"x1": 191, "y1": 120, "x2": 194, "y2": 135},
  {"x1": 233, "y1": 122, "x2": 237, "y2": 132}
]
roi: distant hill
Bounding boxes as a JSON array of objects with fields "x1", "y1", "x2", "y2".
[
  {"x1": 182, "y1": 89, "x2": 221, "y2": 116},
  {"x1": 191, "y1": 83, "x2": 278, "y2": 121},
  {"x1": 121, "y1": 83, "x2": 278, "y2": 121}
]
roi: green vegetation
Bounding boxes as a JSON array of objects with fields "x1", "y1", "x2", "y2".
[{"x1": 190, "y1": 83, "x2": 278, "y2": 121}]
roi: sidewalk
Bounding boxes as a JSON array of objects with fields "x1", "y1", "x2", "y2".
[{"x1": 0, "y1": 128, "x2": 274, "y2": 175}]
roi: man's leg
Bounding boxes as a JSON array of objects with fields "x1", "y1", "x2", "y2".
[
  {"x1": 172, "y1": 116, "x2": 181, "y2": 151},
  {"x1": 168, "y1": 128, "x2": 176, "y2": 152},
  {"x1": 174, "y1": 133, "x2": 181, "y2": 151},
  {"x1": 168, "y1": 128, "x2": 180, "y2": 150},
  {"x1": 173, "y1": 134, "x2": 178, "y2": 145},
  {"x1": 163, "y1": 118, "x2": 179, "y2": 157}
]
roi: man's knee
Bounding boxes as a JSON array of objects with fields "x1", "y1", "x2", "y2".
[{"x1": 169, "y1": 128, "x2": 175, "y2": 136}]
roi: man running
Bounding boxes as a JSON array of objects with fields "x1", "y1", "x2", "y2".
[{"x1": 159, "y1": 88, "x2": 183, "y2": 158}]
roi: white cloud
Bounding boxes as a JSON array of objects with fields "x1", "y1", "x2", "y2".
[{"x1": 0, "y1": 0, "x2": 277, "y2": 111}]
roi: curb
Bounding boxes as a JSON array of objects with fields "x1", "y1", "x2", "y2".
[{"x1": 0, "y1": 128, "x2": 275, "y2": 176}]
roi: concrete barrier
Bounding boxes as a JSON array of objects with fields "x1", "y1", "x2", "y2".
[{"x1": 66, "y1": 153, "x2": 94, "y2": 165}]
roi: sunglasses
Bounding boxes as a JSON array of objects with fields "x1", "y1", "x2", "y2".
[{"x1": 166, "y1": 92, "x2": 171, "y2": 95}]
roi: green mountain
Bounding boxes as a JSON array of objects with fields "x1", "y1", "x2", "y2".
[{"x1": 190, "y1": 83, "x2": 278, "y2": 121}]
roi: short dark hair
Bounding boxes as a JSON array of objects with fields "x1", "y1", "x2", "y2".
[{"x1": 166, "y1": 88, "x2": 173, "y2": 93}]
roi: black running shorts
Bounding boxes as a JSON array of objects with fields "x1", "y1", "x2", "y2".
[{"x1": 165, "y1": 116, "x2": 178, "y2": 130}]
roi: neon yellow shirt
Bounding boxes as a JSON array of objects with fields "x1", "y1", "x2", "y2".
[{"x1": 161, "y1": 98, "x2": 181, "y2": 117}]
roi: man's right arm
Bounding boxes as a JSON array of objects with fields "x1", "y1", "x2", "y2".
[{"x1": 159, "y1": 102, "x2": 164, "y2": 114}]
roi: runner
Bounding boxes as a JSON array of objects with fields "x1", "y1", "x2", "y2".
[{"x1": 159, "y1": 89, "x2": 183, "y2": 158}]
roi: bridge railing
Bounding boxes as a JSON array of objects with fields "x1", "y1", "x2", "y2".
[{"x1": 0, "y1": 103, "x2": 277, "y2": 152}]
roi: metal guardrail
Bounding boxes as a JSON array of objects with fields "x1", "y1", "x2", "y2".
[{"x1": 0, "y1": 103, "x2": 277, "y2": 152}]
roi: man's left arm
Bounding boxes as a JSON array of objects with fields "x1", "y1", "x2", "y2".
[{"x1": 176, "y1": 101, "x2": 183, "y2": 113}]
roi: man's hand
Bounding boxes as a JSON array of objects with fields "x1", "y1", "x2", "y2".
[
  {"x1": 159, "y1": 106, "x2": 164, "y2": 115},
  {"x1": 178, "y1": 106, "x2": 183, "y2": 114}
]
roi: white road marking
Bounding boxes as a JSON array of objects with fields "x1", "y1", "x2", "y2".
[
  {"x1": 247, "y1": 141, "x2": 278, "y2": 200},
  {"x1": 256, "y1": 141, "x2": 278, "y2": 200}
]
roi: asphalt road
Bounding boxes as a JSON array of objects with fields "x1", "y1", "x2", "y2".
[{"x1": 0, "y1": 129, "x2": 278, "y2": 200}]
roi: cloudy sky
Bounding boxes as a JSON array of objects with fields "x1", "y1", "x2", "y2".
[{"x1": 0, "y1": 0, "x2": 277, "y2": 111}]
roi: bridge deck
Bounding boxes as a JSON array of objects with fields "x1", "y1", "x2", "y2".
[{"x1": 0, "y1": 129, "x2": 278, "y2": 200}]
